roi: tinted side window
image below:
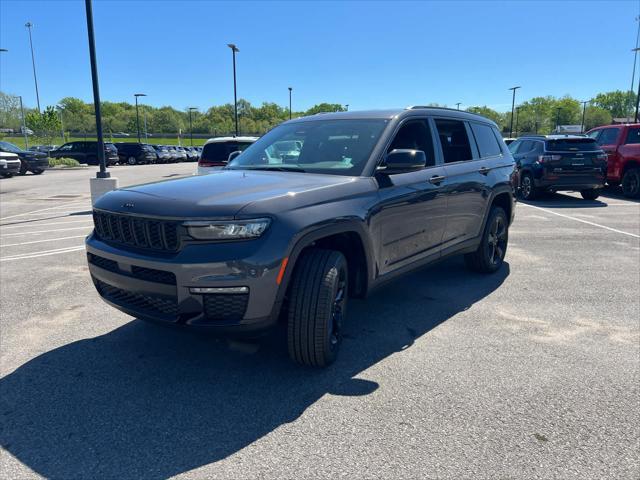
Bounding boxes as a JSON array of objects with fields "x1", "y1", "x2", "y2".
[
  {"x1": 625, "y1": 127, "x2": 640, "y2": 144},
  {"x1": 598, "y1": 128, "x2": 621, "y2": 145},
  {"x1": 471, "y1": 123, "x2": 502, "y2": 158},
  {"x1": 517, "y1": 140, "x2": 534, "y2": 154},
  {"x1": 587, "y1": 130, "x2": 601, "y2": 140},
  {"x1": 434, "y1": 119, "x2": 473, "y2": 163},
  {"x1": 532, "y1": 141, "x2": 544, "y2": 154},
  {"x1": 507, "y1": 140, "x2": 521, "y2": 153},
  {"x1": 387, "y1": 120, "x2": 435, "y2": 167}
]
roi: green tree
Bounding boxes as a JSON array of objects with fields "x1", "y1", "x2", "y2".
[
  {"x1": 592, "y1": 90, "x2": 636, "y2": 119},
  {"x1": 305, "y1": 103, "x2": 346, "y2": 115},
  {"x1": 583, "y1": 106, "x2": 612, "y2": 131},
  {"x1": 26, "y1": 106, "x2": 61, "y2": 145},
  {"x1": 466, "y1": 106, "x2": 505, "y2": 129}
]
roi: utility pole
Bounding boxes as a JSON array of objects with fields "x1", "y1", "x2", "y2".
[{"x1": 508, "y1": 86, "x2": 521, "y2": 137}]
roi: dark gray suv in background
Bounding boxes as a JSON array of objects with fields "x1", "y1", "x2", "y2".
[{"x1": 86, "y1": 107, "x2": 516, "y2": 366}]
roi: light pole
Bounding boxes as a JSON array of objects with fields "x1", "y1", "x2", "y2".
[
  {"x1": 143, "y1": 107, "x2": 148, "y2": 142},
  {"x1": 630, "y1": 17, "x2": 640, "y2": 117},
  {"x1": 555, "y1": 107, "x2": 561, "y2": 131},
  {"x1": 515, "y1": 106, "x2": 520, "y2": 137},
  {"x1": 84, "y1": 0, "x2": 108, "y2": 180},
  {"x1": 188, "y1": 107, "x2": 197, "y2": 146},
  {"x1": 580, "y1": 100, "x2": 589, "y2": 133},
  {"x1": 455, "y1": 102, "x2": 461, "y2": 110},
  {"x1": 56, "y1": 104, "x2": 65, "y2": 142},
  {"x1": 25, "y1": 22, "x2": 41, "y2": 112},
  {"x1": 288, "y1": 87, "x2": 292, "y2": 120},
  {"x1": 508, "y1": 86, "x2": 521, "y2": 137},
  {"x1": 345, "y1": 104, "x2": 349, "y2": 111},
  {"x1": 634, "y1": 48, "x2": 640, "y2": 122},
  {"x1": 18, "y1": 96, "x2": 28, "y2": 149},
  {"x1": 227, "y1": 43, "x2": 239, "y2": 136},
  {"x1": 134, "y1": 93, "x2": 146, "y2": 143}
]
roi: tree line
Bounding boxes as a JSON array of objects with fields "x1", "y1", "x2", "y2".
[{"x1": 0, "y1": 89, "x2": 635, "y2": 145}]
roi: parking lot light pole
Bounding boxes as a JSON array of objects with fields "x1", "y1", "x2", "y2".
[
  {"x1": 515, "y1": 106, "x2": 520, "y2": 137},
  {"x1": 85, "y1": 0, "x2": 118, "y2": 205},
  {"x1": 227, "y1": 44, "x2": 239, "y2": 136},
  {"x1": 55, "y1": 104, "x2": 65, "y2": 142},
  {"x1": 288, "y1": 87, "x2": 292, "y2": 120},
  {"x1": 634, "y1": 48, "x2": 640, "y2": 122},
  {"x1": 188, "y1": 107, "x2": 197, "y2": 146},
  {"x1": 508, "y1": 86, "x2": 521, "y2": 138},
  {"x1": 345, "y1": 104, "x2": 349, "y2": 111},
  {"x1": 24, "y1": 22, "x2": 41, "y2": 113},
  {"x1": 134, "y1": 93, "x2": 146, "y2": 143},
  {"x1": 18, "y1": 96, "x2": 28, "y2": 149},
  {"x1": 555, "y1": 107, "x2": 561, "y2": 131},
  {"x1": 580, "y1": 101, "x2": 589, "y2": 133},
  {"x1": 456, "y1": 102, "x2": 461, "y2": 110}
]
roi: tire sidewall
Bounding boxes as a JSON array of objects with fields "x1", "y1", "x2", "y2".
[
  {"x1": 482, "y1": 207, "x2": 508, "y2": 272},
  {"x1": 520, "y1": 173, "x2": 535, "y2": 200},
  {"x1": 622, "y1": 169, "x2": 640, "y2": 198}
]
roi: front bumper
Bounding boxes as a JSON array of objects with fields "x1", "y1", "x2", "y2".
[
  {"x1": 24, "y1": 157, "x2": 49, "y2": 170},
  {"x1": 85, "y1": 232, "x2": 286, "y2": 333},
  {"x1": 1, "y1": 162, "x2": 21, "y2": 175}
]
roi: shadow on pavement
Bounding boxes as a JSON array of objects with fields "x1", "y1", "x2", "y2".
[
  {"x1": 519, "y1": 191, "x2": 608, "y2": 208},
  {"x1": 0, "y1": 258, "x2": 509, "y2": 479},
  {"x1": 599, "y1": 186, "x2": 639, "y2": 204}
]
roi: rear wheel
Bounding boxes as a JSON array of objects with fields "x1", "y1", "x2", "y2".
[
  {"x1": 287, "y1": 249, "x2": 348, "y2": 367},
  {"x1": 465, "y1": 206, "x2": 508, "y2": 273},
  {"x1": 127, "y1": 156, "x2": 137, "y2": 166},
  {"x1": 19, "y1": 160, "x2": 28, "y2": 175},
  {"x1": 621, "y1": 168, "x2": 640, "y2": 198},
  {"x1": 580, "y1": 188, "x2": 600, "y2": 200},
  {"x1": 1, "y1": 173, "x2": 13, "y2": 178},
  {"x1": 519, "y1": 173, "x2": 538, "y2": 200}
]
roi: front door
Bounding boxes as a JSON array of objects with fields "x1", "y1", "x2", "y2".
[{"x1": 374, "y1": 118, "x2": 448, "y2": 275}]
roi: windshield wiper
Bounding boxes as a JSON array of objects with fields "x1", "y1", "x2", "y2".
[{"x1": 230, "y1": 165, "x2": 306, "y2": 173}]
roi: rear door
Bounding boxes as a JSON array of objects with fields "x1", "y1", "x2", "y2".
[
  {"x1": 594, "y1": 127, "x2": 622, "y2": 179},
  {"x1": 435, "y1": 118, "x2": 489, "y2": 247}
]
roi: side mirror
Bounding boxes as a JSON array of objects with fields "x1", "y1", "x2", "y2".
[
  {"x1": 227, "y1": 150, "x2": 242, "y2": 163},
  {"x1": 381, "y1": 149, "x2": 427, "y2": 173}
]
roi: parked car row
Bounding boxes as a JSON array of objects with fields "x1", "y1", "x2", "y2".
[{"x1": 0, "y1": 141, "x2": 49, "y2": 176}]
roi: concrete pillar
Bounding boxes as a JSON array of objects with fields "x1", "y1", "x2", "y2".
[{"x1": 90, "y1": 176, "x2": 118, "y2": 205}]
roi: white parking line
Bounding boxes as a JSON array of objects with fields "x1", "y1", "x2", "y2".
[
  {"x1": 520, "y1": 203, "x2": 640, "y2": 239},
  {"x1": 1, "y1": 226, "x2": 93, "y2": 237},
  {"x1": 0, "y1": 219, "x2": 94, "y2": 230},
  {"x1": 0, "y1": 202, "x2": 89, "y2": 221},
  {"x1": 1, "y1": 235, "x2": 88, "y2": 247},
  {"x1": 0, "y1": 245, "x2": 85, "y2": 262}
]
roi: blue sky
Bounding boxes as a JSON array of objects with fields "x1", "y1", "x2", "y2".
[{"x1": 0, "y1": 0, "x2": 637, "y2": 112}]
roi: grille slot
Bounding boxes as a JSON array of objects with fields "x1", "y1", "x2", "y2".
[
  {"x1": 94, "y1": 278, "x2": 178, "y2": 317},
  {"x1": 131, "y1": 265, "x2": 177, "y2": 285},
  {"x1": 92, "y1": 211, "x2": 180, "y2": 252},
  {"x1": 87, "y1": 253, "x2": 118, "y2": 272},
  {"x1": 203, "y1": 294, "x2": 248, "y2": 321}
]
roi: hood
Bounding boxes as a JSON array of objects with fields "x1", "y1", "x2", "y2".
[
  {"x1": 17, "y1": 150, "x2": 47, "y2": 159},
  {"x1": 95, "y1": 169, "x2": 375, "y2": 218}
]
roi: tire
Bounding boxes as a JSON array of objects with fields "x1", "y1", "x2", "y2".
[
  {"x1": 580, "y1": 188, "x2": 600, "y2": 200},
  {"x1": 127, "y1": 156, "x2": 137, "y2": 166},
  {"x1": 465, "y1": 206, "x2": 508, "y2": 274},
  {"x1": 287, "y1": 249, "x2": 348, "y2": 367},
  {"x1": 621, "y1": 168, "x2": 640, "y2": 198},
  {"x1": 31, "y1": 169, "x2": 44, "y2": 175},
  {"x1": 1, "y1": 173, "x2": 13, "y2": 178},
  {"x1": 19, "y1": 160, "x2": 28, "y2": 175},
  {"x1": 519, "y1": 172, "x2": 538, "y2": 200},
  {"x1": 607, "y1": 181, "x2": 620, "y2": 188}
]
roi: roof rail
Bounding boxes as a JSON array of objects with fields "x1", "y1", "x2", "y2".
[{"x1": 405, "y1": 105, "x2": 485, "y2": 116}]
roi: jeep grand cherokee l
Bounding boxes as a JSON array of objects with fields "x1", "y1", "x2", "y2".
[
  {"x1": 86, "y1": 107, "x2": 516, "y2": 367},
  {"x1": 508, "y1": 135, "x2": 607, "y2": 200}
]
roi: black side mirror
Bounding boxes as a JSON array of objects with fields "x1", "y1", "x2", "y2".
[
  {"x1": 227, "y1": 150, "x2": 242, "y2": 163},
  {"x1": 381, "y1": 149, "x2": 427, "y2": 174}
]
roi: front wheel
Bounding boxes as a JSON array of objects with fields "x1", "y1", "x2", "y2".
[
  {"x1": 465, "y1": 206, "x2": 508, "y2": 273},
  {"x1": 127, "y1": 156, "x2": 137, "y2": 166},
  {"x1": 580, "y1": 188, "x2": 600, "y2": 200},
  {"x1": 31, "y1": 169, "x2": 44, "y2": 175},
  {"x1": 287, "y1": 249, "x2": 348, "y2": 367},
  {"x1": 621, "y1": 168, "x2": 640, "y2": 198}
]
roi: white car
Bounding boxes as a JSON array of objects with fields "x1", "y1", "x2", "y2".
[
  {"x1": 196, "y1": 136, "x2": 258, "y2": 175},
  {"x1": 0, "y1": 151, "x2": 22, "y2": 178}
]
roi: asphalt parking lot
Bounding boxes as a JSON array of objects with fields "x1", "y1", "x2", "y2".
[{"x1": 1, "y1": 165, "x2": 639, "y2": 479}]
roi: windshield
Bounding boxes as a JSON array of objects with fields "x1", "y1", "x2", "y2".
[
  {"x1": 227, "y1": 119, "x2": 388, "y2": 176},
  {"x1": 0, "y1": 141, "x2": 23, "y2": 153}
]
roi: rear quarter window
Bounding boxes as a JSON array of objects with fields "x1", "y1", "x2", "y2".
[
  {"x1": 201, "y1": 143, "x2": 229, "y2": 164},
  {"x1": 625, "y1": 127, "x2": 640, "y2": 144}
]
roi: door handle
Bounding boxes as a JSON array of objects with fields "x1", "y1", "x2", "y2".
[
  {"x1": 478, "y1": 166, "x2": 490, "y2": 175},
  {"x1": 429, "y1": 175, "x2": 446, "y2": 185}
]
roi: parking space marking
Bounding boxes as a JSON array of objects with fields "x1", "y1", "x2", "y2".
[
  {"x1": 520, "y1": 203, "x2": 640, "y2": 239},
  {"x1": 1, "y1": 226, "x2": 93, "y2": 237},
  {"x1": 0, "y1": 201, "x2": 89, "y2": 221},
  {"x1": 0, "y1": 245, "x2": 85, "y2": 262},
  {"x1": 0, "y1": 219, "x2": 94, "y2": 230},
  {"x1": 1, "y1": 235, "x2": 87, "y2": 247}
]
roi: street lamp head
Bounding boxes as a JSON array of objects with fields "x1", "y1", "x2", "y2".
[
  {"x1": 227, "y1": 43, "x2": 239, "y2": 52},
  {"x1": 25, "y1": 22, "x2": 33, "y2": 28},
  {"x1": 508, "y1": 86, "x2": 521, "y2": 91},
  {"x1": 134, "y1": 93, "x2": 147, "y2": 97},
  {"x1": 188, "y1": 107, "x2": 198, "y2": 111},
  {"x1": 0, "y1": 48, "x2": 7, "y2": 52},
  {"x1": 288, "y1": 87, "x2": 292, "y2": 92}
]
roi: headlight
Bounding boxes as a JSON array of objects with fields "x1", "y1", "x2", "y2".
[{"x1": 185, "y1": 218, "x2": 271, "y2": 240}]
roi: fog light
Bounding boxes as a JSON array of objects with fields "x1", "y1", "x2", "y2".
[{"x1": 189, "y1": 286, "x2": 249, "y2": 294}]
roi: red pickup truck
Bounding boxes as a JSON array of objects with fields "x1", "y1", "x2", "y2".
[{"x1": 586, "y1": 124, "x2": 640, "y2": 198}]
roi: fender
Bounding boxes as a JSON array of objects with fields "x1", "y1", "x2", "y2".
[
  {"x1": 479, "y1": 185, "x2": 516, "y2": 234},
  {"x1": 273, "y1": 218, "x2": 376, "y2": 305}
]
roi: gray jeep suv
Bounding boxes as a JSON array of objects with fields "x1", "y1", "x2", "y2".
[{"x1": 86, "y1": 107, "x2": 516, "y2": 366}]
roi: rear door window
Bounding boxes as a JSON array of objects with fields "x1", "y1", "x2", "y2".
[
  {"x1": 625, "y1": 127, "x2": 640, "y2": 144},
  {"x1": 470, "y1": 123, "x2": 502, "y2": 158},
  {"x1": 516, "y1": 140, "x2": 534, "y2": 154},
  {"x1": 434, "y1": 119, "x2": 473, "y2": 163}
]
